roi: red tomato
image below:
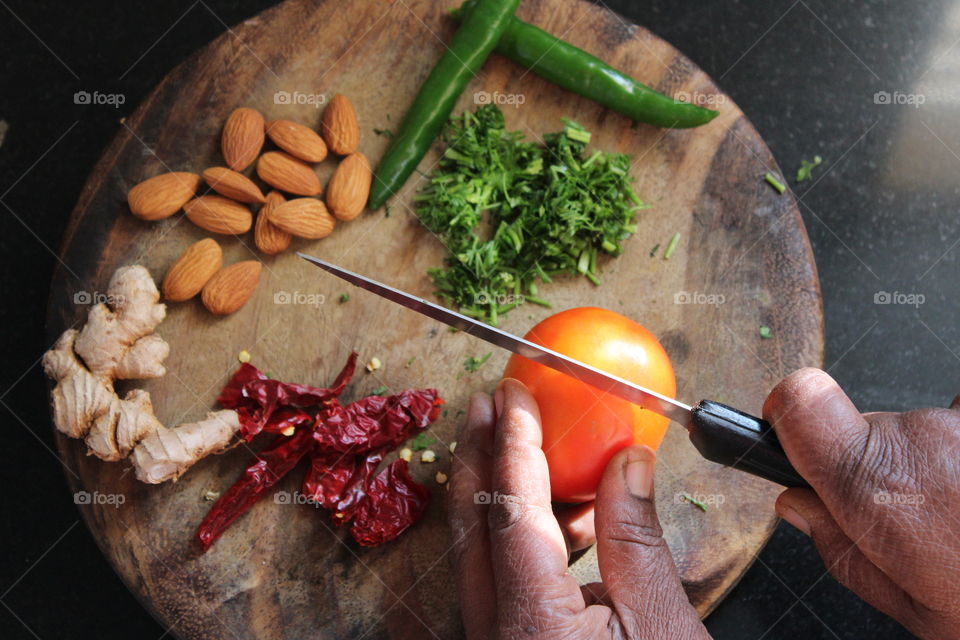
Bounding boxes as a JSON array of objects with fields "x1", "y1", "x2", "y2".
[{"x1": 503, "y1": 307, "x2": 676, "y2": 503}]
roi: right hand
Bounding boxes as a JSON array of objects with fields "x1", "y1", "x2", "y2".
[{"x1": 765, "y1": 368, "x2": 960, "y2": 640}]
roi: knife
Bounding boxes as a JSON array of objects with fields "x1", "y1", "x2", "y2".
[{"x1": 299, "y1": 253, "x2": 809, "y2": 488}]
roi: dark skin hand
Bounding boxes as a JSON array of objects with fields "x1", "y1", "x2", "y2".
[{"x1": 448, "y1": 372, "x2": 960, "y2": 640}]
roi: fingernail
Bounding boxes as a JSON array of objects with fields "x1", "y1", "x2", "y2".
[
  {"x1": 778, "y1": 506, "x2": 811, "y2": 536},
  {"x1": 625, "y1": 449, "x2": 655, "y2": 499},
  {"x1": 494, "y1": 381, "x2": 505, "y2": 417}
]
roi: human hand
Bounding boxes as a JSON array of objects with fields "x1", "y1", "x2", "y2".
[
  {"x1": 766, "y1": 368, "x2": 960, "y2": 640},
  {"x1": 447, "y1": 378, "x2": 710, "y2": 640}
]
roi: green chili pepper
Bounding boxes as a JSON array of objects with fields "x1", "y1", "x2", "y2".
[
  {"x1": 368, "y1": 0, "x2": 521, "y2": 210},
  {"x1": 452, "y1": 1, "x2": 718, "y2": 129}
]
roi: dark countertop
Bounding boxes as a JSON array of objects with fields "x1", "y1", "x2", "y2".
[{"x1": 0, "y1": 1, "x2": 950, "y2": 638}]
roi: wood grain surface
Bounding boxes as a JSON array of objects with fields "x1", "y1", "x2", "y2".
[{"x1": 45, "y1": 0, "x2": 824, "y2": 638}]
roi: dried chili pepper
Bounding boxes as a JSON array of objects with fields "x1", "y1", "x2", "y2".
[
  {"x1": 315, "y1": 389, "x2": 443, "y2": 453},
  {"x1": 303, "y1": 447, "x2": 387, "y2": 525},
  {"x1": 219, "y1": 352, "x2": 358, "y2": 439},
  {"x1": 197, "y1": 427, "x2": 313, "y2": 551},
  {"x1": 350, "y1": 460, "x2": 429, "y2": 546}
]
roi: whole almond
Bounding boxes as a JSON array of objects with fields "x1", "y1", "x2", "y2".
[
  {"x1": 201, "y1": 261, "x2": 262, "y2": 315},
  {"x1": 128, "y1": 172, "x2": 200, "y2": 220},
  {"x1": 184, "y1": 195, "x2": 253, "y2": 235},
  {"x1": 326, "y1": 152, "x2": 371, "y2": 221},
  {"x1": 266, "y1": 120, "x2": 328, "y2": 163},
  {"x1": 255, "y1": 191, "x2": 292, "y2": 255},
  {"x1": 202, "y1": 167, "x2": 266, "y2": 204},
  {"x1": 162, "y1": 238, "x2": 223, "y2": 301},
  {"x1": 320, "y1": 94, "x2": 359, "y2": 155},
  {"x1": 256, "y1": 151, "x2": 322, "y2": 196},
  {"x1": 268, "y1": 198, "x2": 335, "y2": 239},
  {"x1": 222, "y1": 108, "x2": 265, "y2": 171}
]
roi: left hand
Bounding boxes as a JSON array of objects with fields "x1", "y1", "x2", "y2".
[{"x1": 447, "y1": 378, "x2": 710, "y2": 640}]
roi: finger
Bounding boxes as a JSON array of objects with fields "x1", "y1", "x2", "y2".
[
  {"x1": 556, "y1": 502, "x2": 596, "y2": 554},
  {"x1": 776, "y1": 489, "x2": 915, "y2": 625},
  {"x1": 488, "y1": 378, "x2": 584, "y2": 635},
  {"x1": 763, "y1": 368, "x2": 871, "y2": 493},
  {"x1": 950, "y1": 394, "x2": 960, "y2": 410},
  {"x1": 448, "y1": 392, "x2": 497, "y2": 640},
  {"x1": 595, "y1": 445, "x2": 708, "y2": 639},
  {"x1": 580, "y1": 582, "x2": 611, "y2": 607}
]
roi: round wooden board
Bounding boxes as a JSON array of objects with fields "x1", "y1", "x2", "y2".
[{"x1": 46, "y1": 0, "x2": 823, "y2": 638}]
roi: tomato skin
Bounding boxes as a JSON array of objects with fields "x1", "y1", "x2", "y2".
[{"x1": 503, "y1": 307, "x2": 676, "y2": 503}]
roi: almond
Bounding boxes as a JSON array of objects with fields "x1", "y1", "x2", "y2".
[
  {"x1": 201, "y1": 261, "x2": 262, "y2": 315},
  {"x1": 255, "y1": 191, "x2": 292, "y2": 254},
  {"x1": 266, "y1": 120, "x2": 328, "y2": 163},
  {"x1": 221, "y1": 107, "x2": 265, "y2": 171},
  {"x1": 326, "y1": 152, "x2": 371, "y2": 221},
  {"x1": 202, "y1": 167, "x2": 266, "y2": 204},
  {"x1": 184, "y1": 195, "x2": 253, "y2": 235},
  {"x1": 268, "y1": 198, "x2": 335, "y2": 239},
  {"x1": 256, "y1": 151, "x2": 322, "y2": 196},
  {"x1": 128, "y1": 172, "x2": 200, "y2": 220},
  {"x1": 162, "y1": 238, "x2": 223, "y2": 301},
  {"x1": 320, "y1": 94, "x2": 359, "y2": 155}
]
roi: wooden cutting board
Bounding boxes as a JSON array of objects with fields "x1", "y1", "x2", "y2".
[{"x1": 46, "y1": 0, "x2": 823, "y2": 638}]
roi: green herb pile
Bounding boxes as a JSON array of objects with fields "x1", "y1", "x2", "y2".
[{"x1": 414, "y1": 105, "x2": 644, "y2": 325}]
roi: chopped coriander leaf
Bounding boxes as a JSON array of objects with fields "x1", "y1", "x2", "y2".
[
  {"x1": 759, "y1": 325, "x2": 773, "y2": 339},
  {"x1": 384, "y1": 204, "x2": 392, "y2": 218},
  {"x1": 411, "y1": 433, "x2": 437, "y2": 451},
  {"x1": 373, "y1": 127, "x2": 394, "y2": 138},
  {"x1": 369, "y1": 385, "x2": 388, "y2": 396},
  {"x1": 415, "y1": 105, "x2": 643, "y2": 325},
  {"x1": 663, "y1": 232, "x2": 681, "y2": 260},
  {"x1": 649, "y1": 242, "x2": 660, "y2": 257},
  {"x1": 264, "y1": 371, "x2": 275, "y2": 379},
  {"x1": 405, "y1": 356, "x2": 416, "y2": 367},
  {"x1": 455, "y1": 409, "x2": 465, "y2": 418},
  {"x1": 682, "y1": 493, "x2": 709, "y2": 511},
  {"x1": 765, "y1": 172, "x2": 786, "y2": 194},
  {"x1": 796, "y1": 155, "x2": 823, "y2": 183},
  {"x1": 464, "y1": 352, "x2": 493, "y2": 372},
  {"x1": 338, "y1": 293, "x2": 349, "y2": 303}
]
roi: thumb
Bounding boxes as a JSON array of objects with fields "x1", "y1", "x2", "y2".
[
  {"x1": 595, "y1": 446, "x2": 708, "y2": 639},
  {"x1": 776, "y1": 488, "x2": 914, "y2": 623}
]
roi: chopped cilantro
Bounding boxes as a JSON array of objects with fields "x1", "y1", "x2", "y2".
[
  {"x1": 796, "y1": 155, "x2": 822, "y2": 183},
  {"x1": 663, "y1": 232, "x2": 680, "y2": 260},
  {"x1": 765, "y1": 172, "x2": 786, "y2": 194},
  {"x1": 373, "y1": 127, "x2": 394, "y2": 138},
  {"x1": 339, "y1": 293, "x2": 349, "y2": 304},
  {"x1": 759, "y1": 325, "x2": 773, "y2": 339},
  {"x1": 369, "y1": 385, "x2": 388, "y2": 396},
  {"x1": 411, "y1": 433, "x2": 437, "y2": 451},
  {"x1": 682, "y1": 493, "x2": 709, "y2": 511},
  {"x1": 464, "y1": 352, "x2": 492, "y2": 372}
]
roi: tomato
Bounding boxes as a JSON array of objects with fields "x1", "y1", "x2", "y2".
[{"x1": 502, "y1": 307, "x2": 676, "y2": 503}]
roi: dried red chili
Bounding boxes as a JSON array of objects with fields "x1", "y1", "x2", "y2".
[
  {"x1": 219, "y1": 353, "x2": 358, "y2": 439},
  {"x1": 350, "y1": 460, "x2": 429, "y2": 547},
  {"x1": 196, "y1": 427, "x2": 313, "y2": 551},
  {"x1": 302, "y1": 447, "x2": 387, "y2": 525},
  {"x1": 315, "y1": 389, "x2": 443, "y2": 453}
]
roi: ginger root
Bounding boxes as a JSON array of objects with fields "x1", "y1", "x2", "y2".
[{"x1": 44, "y1": 265, "x2": 240, "y2": 482}]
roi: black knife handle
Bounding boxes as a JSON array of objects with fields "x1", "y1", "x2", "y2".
[{"x1": 689, "y1": 400, "x2": 810, "y2": 488}]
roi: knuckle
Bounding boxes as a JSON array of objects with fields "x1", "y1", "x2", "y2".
[
  {"x1": 487, "y1": 496, "x2": 547, "y2": 535},
  {"x1": 604, "y1": 518, "x2": 667, "y2": 549}
]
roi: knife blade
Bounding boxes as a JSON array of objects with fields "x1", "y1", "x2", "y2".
[{"x1": 299, "y1": 252, "x2": 809, "y2": 488}]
